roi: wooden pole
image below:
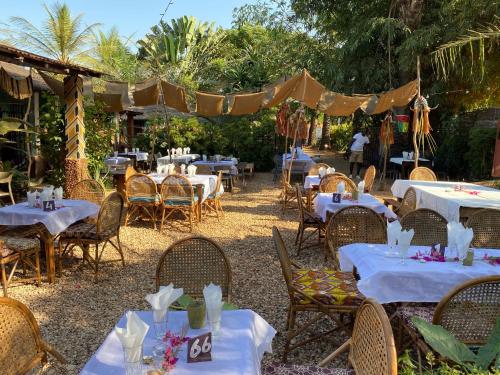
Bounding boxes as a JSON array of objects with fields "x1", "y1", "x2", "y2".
[
  {"x1": 287, "y1": 105, "x2": 303, "y2": 184},
  {"x1": 413, "y1": 56, "x2": 421, "y2": 168}
]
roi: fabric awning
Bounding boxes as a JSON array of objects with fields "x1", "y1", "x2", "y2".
[
  {"x1": 228, "y1": 92, "x2": 265, "y2": 115},
  {"x1": 133, "y1": 78, "x2": 159, "y2": 106},
  {"x1": 195, "y1": 92, "x2": 225, "y2": 116},
  {"x1": 290, "y1": 69, "x2": 325, "y2": 109},
  {"x1": 0, "y1": 62, "x2": 32, "y2": 99},
  {"x1": 318, "y1": 92, "x2": 371, "y2": 116},
  {"x1": 38, "y1": 70, "x2": 64, "y2": 98},
  {"x1": 262, "y1": 74, "x2": 302, "y2": 109},
  {"x1": 363, "y1": 80, "x2": 418, "y2": 115},
  {"x1": 161, "y1": 80, "x2": 190, "y2": 113}
]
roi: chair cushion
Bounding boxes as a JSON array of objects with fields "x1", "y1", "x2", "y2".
[
  {"x1": 262, "y1": 363, "x2": 353, "y2": 375},
  {"x1": 207, "y1": 191, "x2": 223, "y2": 199},
  {"x1": 0, "y1": 236, "x2": 39, "y2": 252},
  {"x1": 163, "y1": 196, "x2": 198, "y2": 207},
  {"x1": 398, "y1": 305, "x2": 435, "y2": 330},
  {"x1": 292, "y1": 269, "x2": 364, "y2": 306},
  {"x1": 60, "y1": 223, "x2": 113, "y2": 241},
  {"x1": 129, "y1": 194, "x2": 160, "y2": 203}
]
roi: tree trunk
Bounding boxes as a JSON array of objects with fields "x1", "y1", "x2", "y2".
[
  {"x1": 319, "y1": 114, "x2": 330, "y2": 151},
  {"x1": 307, "y1": 110, "x2": 317, "y2": 146}
]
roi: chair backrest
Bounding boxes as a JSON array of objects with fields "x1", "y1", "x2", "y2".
[
  {"x1": 196, "y1": 164, "x2": 213, "y2": 175},
  {"x1": 289, "y1": 160, "x2": 308, "y2": 172},
  {"x1": 319, "y1": 174, "x2": 357, "y2": 193},
  {"x1": 433, "y1": 275, "x2": 500, "y2": 345},
  {"x1": 125, "y1": 166, "x2": 137, "y2": 182},
  {"x1": 212, "y1": 171, "x2": 223, "y2": 195},
  {"x1": 0, "y1": 171, "x2": 12, "y2": 183},
  {"x1": 400, "y1": 208, "x2": 448, "y2": 246},
  {"x1": 326, "y1": 206, "x2": 386, "y2": 267},
  {"x1": 398, "y1": 187, "x2": 417, "y2": 217},
  {"x1": 125, "y1": 174, "x2": 157, "y2": 201},
  {"x1": 349, "y1": 299, "x2": 398, "y2": 375},
  {"x1": 308, "y1": 163, "x2": 330, "y2": 176},
  {"x1": 272, "y1": 227, "x2": 293, "y2": 292},
  {"x1": 409, "y1": 167, "x2": 437, "y2": 181},
  {"x1": 70, "y1": 179, "x2": 105, "y2": 205},
  {"x1": 363, "y1": 165, "x2": 376, "y2": 193},
  {"x1": 295, "y1": 184, "x2": 306, "y2": 222},
  {"x1": 155, "y1": 236, "x2": 232, "y2": 301},
  {"x1": 466, "y1": 209, "x2": 500, "y2": 249},
  {"x1": 96, "y1": 192, "x2": 125, "y2": 236},
  {"x1": 160, "y1": 174, "x2": 194, "y2": 205},
  {"x1": 0, "y1": 297, "x2": 47, "y2": 374}
]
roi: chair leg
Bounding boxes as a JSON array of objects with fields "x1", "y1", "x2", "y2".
[
  {"x1": 297, "y1": 226, "x2": 305, "y2": 255},
  {"x1": 159, "y1": 207, "x2": 166, "y2": 232},
  {"x1": 116, "y1": 233, "x2": 125, "y2": 266},
  {"x1": 1, "y1": 262, "x2": 8, "y2": 296},
  {"x1": 35, "y1": 251, "x2": 41, "y2": 286},
  {"x1": 295, "y1": 223, "x2": 301, "y2": 245}
]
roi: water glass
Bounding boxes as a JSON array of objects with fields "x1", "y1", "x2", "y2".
[
  {"x1": 123, "y1": 344, "x2": 143, "y2": 375},
  {"x1": 153, "y1": 309, "x2": 168, "y2": 341},
  {"x1": 398, "y1": 243, "x2": 410, "y2": 264},
  {"x1": 208, "y1": 312, "x2": 221, "y2": 336}
]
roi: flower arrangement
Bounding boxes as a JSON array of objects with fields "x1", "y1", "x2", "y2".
[
  {"x1": 161, "y1": 326, "x2": 190, "y2": 372},
  {"x1": 483, "y1": 255, "x2": 500, "y2": 266}
]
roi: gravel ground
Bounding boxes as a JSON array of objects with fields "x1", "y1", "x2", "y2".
[{"x1": 8, "y1": 172, "x2": 349, "y2": 374}]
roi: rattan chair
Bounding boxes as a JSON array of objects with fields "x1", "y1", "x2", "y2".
[
  {"x1": 0, "y1": 171, "x2": 15, "y2": 205},
  {"x1": 70, "y1": 178, "x2": 105, "y2": 205},
  {"x1": 295, "y1": 184, "x2": 324, "y2": 254},
  {"x1": 398, "y1": 275, "x2": 500, "y2": 366},
  {"x1": 466, "y1": 209, "x2": 500, "y2": 249},
  {"x1": 308, "y1": 163, "x2": 331, "y2": 176},
  {"x1": 58, "y1": 192, "x2": 125, "y2": 279},
  {"x1": 385, "y1": 186, "x2": 417, "y2": 218},
  {"x1": 400, "y1": 208, "x2": 448, "y2": 246},
  {"x1": 124, "y1": 174, "x2": 160, "y2": 229},
  {"x1": 0, "y1": 297, "x2": 65, "y2": 374},
  {"x1": 159, "y1": 174, "x2": 198, "y2": 232},
  {"x1": 125, "y1": 166, "x2": 137, "y2": 182},
  {"x1": 195, "y1": 164, "x2": 213, "y2": 175},
  {"x1": 203, "y1": 171, "x2": 224, "y2": 218},
  {"x1": 272, "y1": 227, "x2": 364, "y2": 362},
  {"x1": 409, "y1": 166, "x2": 437, "y2": 181},
  {"x1": 0, "y1": 236, "x2": 41, "y2": 296},
  {"x1": 155, "y1": 236, "x2": 232, "y2": 301},
  {"x1": 363, "y1": 165, "x2": 376, "y2": 193},
  {"x1": 280, "y1": 169, "x2": 298, "y2": 212},
  {"x1": 264, "y1": 299, "x2": 397, "y2": 375},
  {"x1": 287, "y1": 160, "x2": 308, "y2": 182},
  {"x1": 319, "y1": 174, "x2": 357, "y2": 193},
  {"x1": 326, "y1": 206, "x2": 387, "y2": 268}
]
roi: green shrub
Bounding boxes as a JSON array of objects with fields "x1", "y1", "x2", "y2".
[
  {"x1": 330, "y1": 120, "x2": 354, "y2": 152},
  {"x1": 465, "y1": 127, "x2": 496, "y2": 180}
]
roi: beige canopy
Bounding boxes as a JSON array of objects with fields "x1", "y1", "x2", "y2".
[
  {"x1": 318, "y1": 92, "x2": 371, "y2": 116},
  {"x1": 161, "y1": 80, "x2": 190, "y2": 113},
  {"x1": 0, "y1": 62, "x2": 32, "y2": 99},
  {"x1": 228, "y1": 92, "x2": 265, "y2": 115},
  {"x1": 195, "y1": 92, "x2": 225, "y2": 116},
  {"x1": 133, "y1": 78, "x2": 159, "y2": 107}
]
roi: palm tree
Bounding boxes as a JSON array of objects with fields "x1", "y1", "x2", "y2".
[{"x1": 2, "y1": 2, "x2": 100, "y2": 63}]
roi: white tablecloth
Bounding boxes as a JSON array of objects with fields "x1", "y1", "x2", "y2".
[
  {"x1": 80, "y1": 309, "x2": 276, "y2": 375},
  {"x1": 158, "y1": 154, "x2": 201, "y2": 166},
  {"x1": 283, "y1": 153, "x2": 315, "y2": 172},
  {"x1": 314, "y1": 193, "x2": 397, "y2": 222},
  {"x1": 389, "y1": 157, "x2": 429, "y2": 165},
  {"x1": 304, "y1": 175, "x2": 320, "y2": 189},
  {"x1": 339, "y1": 243, "x2": 500, "y2": 303},
  {"x1": 192, "y1": 161, "x2": 238, "y2": 175},
  {"x1": 0, "y1": 199, "x2": 99, "y2": 235},
  {"x1": 391, "y1": 180, "x2": 500, "y2": 222},
  {"x1": 148, "y1": 174, "x2": 222, "y2": 202},
  {"x1": 126, "y1": 152, "x2": 149, "y2": 161}
]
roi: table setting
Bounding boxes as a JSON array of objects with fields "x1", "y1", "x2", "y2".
[
  {"x1": 80, "y1": 283, "x2": 276, "y2": 375},
  {"x1": 303, "y1": 167, "x2": 336, "y2": 189}
]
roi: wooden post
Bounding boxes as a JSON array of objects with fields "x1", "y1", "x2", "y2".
[
  {"x1": 127, "y1": 112, "x2": 135, "y2": 147},
  {"x1": 64, "y1": 74, "x2": 88, "y2": 195},
  {"x1": 33, "y1": 91, "x2": 40, "y2": 155},
  {"x1": 413, "y1": 56, "x2": 421, "y2": 168}
]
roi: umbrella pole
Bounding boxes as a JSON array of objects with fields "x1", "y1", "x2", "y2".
[{"x1": 413, "y1": 56, "x2": 421, "y2": 168}]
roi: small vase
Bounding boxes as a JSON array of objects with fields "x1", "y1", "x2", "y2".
[{"x1": 187, "y1": 301, "x2": 206, "y2": 329}]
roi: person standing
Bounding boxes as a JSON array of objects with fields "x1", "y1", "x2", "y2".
[{"x1": 348, "y1": 130, "x2": 370, "y2": 179}]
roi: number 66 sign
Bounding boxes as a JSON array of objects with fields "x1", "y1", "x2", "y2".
[{"x1": 187, "y1": 332, "x2": 212, "y2": 363}]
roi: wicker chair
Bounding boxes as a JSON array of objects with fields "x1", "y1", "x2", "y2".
[
  {"x1": 287, "y1": 160, "x2": 308, "y2": 182},
  {"x1": 124, "y1": 174, "x2": 160, "y2": 229},
  {"x1": 155, "y1": 236, "x2": 232, "y2": 301},
  {"x1": 70, "y1": 178, "x2": 105, "y2": 205},
  {"x1": 409, "y1": 166, "x2": 437, "y2": 181},
  {"x1": 280, "y1": 169, "x2": 298, "y2": 212},
  {"x1": 466, "y1": 209, "x2": 500, "y2": 248},
  {"x1": 263, "y1": 299, "x2": 397, "y2": 375},
  {"x1": 58, "y1": 192, "x2": 125, "y2": 279},
  {"x1": 0, "y1": 297, "x2": 65, "y2": 374},
  {"x1": 308, "y1": 163, "x2": 331, "y2": 176},
  {"x1": 159, "y1": 174, "x2": 198, "y2": 232},
  {"x1": 0, "y1": 236, "x2": 41, "y2": 296},
  {"x1": 326, "y1": 206, "x2": 387, "y2": 268},
  {"x1": 195, "y1": 164, "x2": 213, "y2": 175},
  {"x1": 319, "y1": 174, "x2": 357, "y2": 193},
  {"x1": 400, "y1": 208, "x2": 448, "y2": 246},
  {"x1": 363, "y1": 165, "x2": 376, "y2": 193},
  {"x1": 272, "y1": 227, "x2": 364, "y2": 362},
  {"x1": 385, "y1": 186, "x2": 417, "y2": 218},
  {"x1": 203, "y1": 171, "x2": 224, "y2": 218},
  {"x1": 125, "y1": 166, "x2": 137, "y2": 182},
  {"x1": 0, "y1": 171, "x2": 15, "y2": 205},
  {"x1": 295, "y1": 184, "x2": 324, "y2": 254},
  {"x1": 398, "y1": 275, "x2": 500, "y2": 366}
]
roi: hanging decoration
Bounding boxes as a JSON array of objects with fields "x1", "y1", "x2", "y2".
[
  {"x1": 380, "y1": 113, "x2": 395, "y2": 145},
  {"x1": 275, "y1": 103, "x2": 289, "y2": 136},
  {"x1": 394, "y1": 114, "x2": 409, "y2": 133},
  {"x1": 412, "y1": 95, "x2": 438, "y2": 157}
]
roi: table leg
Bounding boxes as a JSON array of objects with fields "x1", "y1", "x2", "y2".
[
  {"x1": 44, "y1": 236, "x2": 56, "y2": 284},
  {"x1": 306, "y1": 189, "x2": 312, "y2": 211},
  {"x1": 197, "y1": 184, "x2": 203, "y2": 222}
]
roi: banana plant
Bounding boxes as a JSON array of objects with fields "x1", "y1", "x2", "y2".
[{"x1": 412, "y1": 317, "x2": 500, "y2": 371}]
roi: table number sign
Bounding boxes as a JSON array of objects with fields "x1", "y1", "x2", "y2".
[
  {"x1": 42, "y1": 200, "x2": 56, "y2": 211},
  {"x1": 187, "y1": 332, "x2": 212, "y2": 363},
  {"x1": 332, "y1": 193, "x2": 342, "y2": 203}
]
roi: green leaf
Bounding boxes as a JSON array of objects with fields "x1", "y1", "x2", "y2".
[
  {"x1": 169, "y1": 294, "x2": 238, "y2": 311},
  {"x1": 476, "y1": 318, "x2": 500, "y2": 370},
  {"x1": 222, "y1": 302, "x2": 238, "y2": 310},
  {"x1": 412, "y1": 317, "x2": 477, "y2": 365}
]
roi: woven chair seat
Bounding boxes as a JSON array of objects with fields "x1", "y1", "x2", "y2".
[
  {"x1": 398, "y1": 305, "x2": 435, "y2": 330},
  {"x1": 0, "y1": 236, "x2": 39, "y2": 252},
  {"x1": 263, "y1": 363, "x2": 353, "y2": 375},
  {"x1": 163, "y1": 196, "x2": 198, "y2": 206},
  {"x1": 59, "y1": 223, "x2": 114, "y2": 241},
  {"x1": 304, "y1": 214, "x2": 322, "y2": 225},
  {"x1": 292, "y1": 269, "x2": 364, "y2": 306}
]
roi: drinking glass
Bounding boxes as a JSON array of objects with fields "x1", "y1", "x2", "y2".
[
  {"x1": 153, "y1": 309, "x2": 168, "y2": 341},
  {"x1": 398, "y1": 243, "x2": 410, "y2": 264},
  {"x1": 123, "y1": 343, "x2": 143, "y2": 375}
]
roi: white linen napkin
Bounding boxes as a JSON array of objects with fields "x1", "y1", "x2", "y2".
[
  {"x1": 40, "y1": 186, "x2": 53, "y2": 202},
  {"x1": 176, "y1": 147, "x2": 182, "y2": 156},
  {"x1": 171, "y1": 148, "x2": 176, "y2": 157},
  {"x1": 387, "y1": 220, "x2": 402, "y2": 248},
  {"x1": 337, "y1": 181, "x2": 345, "y2": 194},
  {"x1": 357, "y1": 180, "x2": 365, "y2": 193},
  {"x1": 27, "y1": 191, "x2": 37, "y2": 207},
  {"x1": 187, "y1": 164, "x2": 197, "y2": 177},
  {"x1": 187, "y1": 147, "x2": 191, "y2": 154},
  {"x1": 453, "y1": 226, "x2": 474, "y2": 260},
  {"x1": 326, "y1": 167, "x2": 335, "y2": 175},
  {"x1": 145, "y1": 283, "x2": 183, "y2": 322},
  {"x1": 180, "y1": 164, "x2": 186, "y2": 174},
  {"x1": 54, "y1": 187, "x2": 63, "y2": 200},
  {"x1": 168, "y1": 164, "x2": 175, "y2": 175},
  {"x1": 318, "y1": 167, "x2": 326, "y2": 178},
  {"x1": 397, "y1": 229, "x2": 414, "y2": 258},
  {"x1": 202, "y1": 154, "x2": 207, "y2": 161},
  {"x1": 203, "y1": 283, "x2": 223, "y2": 325},
  {"x1": 403, "y1": 151, "x2": 408, "y2": 159},
  {"x1": 409, "y1": 151, "x2": 414, "y2": 160},
  {"x1": 447, "y1": 222, "x2": 460, "y2": 254},
  {"x1": 115, "y1": 311, "x2": 149, "y2": 362}
]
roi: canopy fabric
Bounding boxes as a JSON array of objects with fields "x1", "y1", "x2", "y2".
[
  {"x1": 290, "y1": 69, "x2": 325, "y2": 109},
  {"x1": 0, "y1": 62, "x2": 32, "y2": 99},
  {"x1": 38, "y1": 70, "x2": 64, "y2": 98},
  {"x1": 95, "y1": 93, "x2": 124, "y2": 112},
  {"x1": 195, "y1": 92, "x2": 224, "y2": 116},
  {"x1": 318, "y1": 92, "x2": 371, "y2": 116},
  {"x1": 105, "y1": 81, "x2": 130, "y2": 106},
  {"x1": 363, "y1": 80, "x2": 418, "y2": 115},
  {"x1": 228, "y1": 92, "x2": 265, "y2": 115},
  {"x1": 133, "y1": 78, "x2": 159, "y2": 106},
  {"x1": 160, "y1": 80, "x2": 190, "y2": 113},
  {"x1": 262, "y1": 74, "x2": 302, "y2": 109}
]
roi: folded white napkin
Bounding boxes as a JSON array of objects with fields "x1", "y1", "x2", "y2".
[
  {"x1": 326, "y1": 167, "x2": 336, "y2": 175},
  {"x1": 203, "y1": 283, "x2": 223, "y2": 324},
  {"x1": 403, "y1": 151, "x2": 409, "y2": 159},
  {"x1": 40, "y1": 186, "x2": 53, "y2": 202},
  {"x1": 397, "y1": 229, "x2": 414, "y2": 249},
  {"x1": 168, "y1": 164, "x2": 176, "y2": 175},
  {"x1": 318, "y1": 167, "x2": 326, "y2": 178},
  {"x1": 27, "y1": 191, "x2": 37, "y2": 207},
  {"x1": 171, "y1": 148, "x2": 176, "y2": 157},
  {"x1": 176, "y1": 147, "x2": 182, "y2": 156},
  {"x1": 202, "y1": 154, "x2": 207, "y2": 161},
  {"x1": 115, "y1": 311, "x2": 149, "y2": 362},
  {"x1": 357, "y1": 180, "x2": 365, "y2": 193},
  {"x1": 409, "y1": 151, "x2": 414, "y2": 160},
  {"x1": 54, "y1": 187, "x2": 63, "y2": 201},
  {"x1": 448, "y1": 222, "x2": 473, "y2": 260},
  {"x1": 187, "y1": 147, "x2": 191, "y2": 154},
  {"x1": 215, "y1": 155, "x2": 221, "y2": 162},
  {"x1": 387, "y1": 220, "x2": 402, "y2": 247},
  {"x1": 457, "y1": 228, "x2": 474, "y2": 260},
  {"x1": 180, "y1": 164, "x2": 186, "y2": 174},
  {"x1": 145, "y1": 283, "x2": 183, "y2": 322},
  {"x1": 447, "y1": 222, "x2": 461, "y2": 253},
  {"x1": 337, "y1": 181, "x2": 345, "y2": 194},
  {"x1": 187, "y1": 164, "x2": 197, "y2": 177}
]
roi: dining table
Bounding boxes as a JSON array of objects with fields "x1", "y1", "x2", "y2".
[
  {"x1": 157, "y1": 154, "x2": 201, "y2": 166},
  {"x1": 339, "y1": 243, "x2": 500, "y2": 303},
  {"x1": 0, "y1": 199, "x2": 100, "y2": 283},
  {"x1": 80, "y1": 309, "x2": 276, "y2": 375},
  {"x1": 391, "y1": 180, "x2": 500, "y2": 222},
  {"x1": 192, "y1": 160, "x2": 238, "y2": 175}
]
